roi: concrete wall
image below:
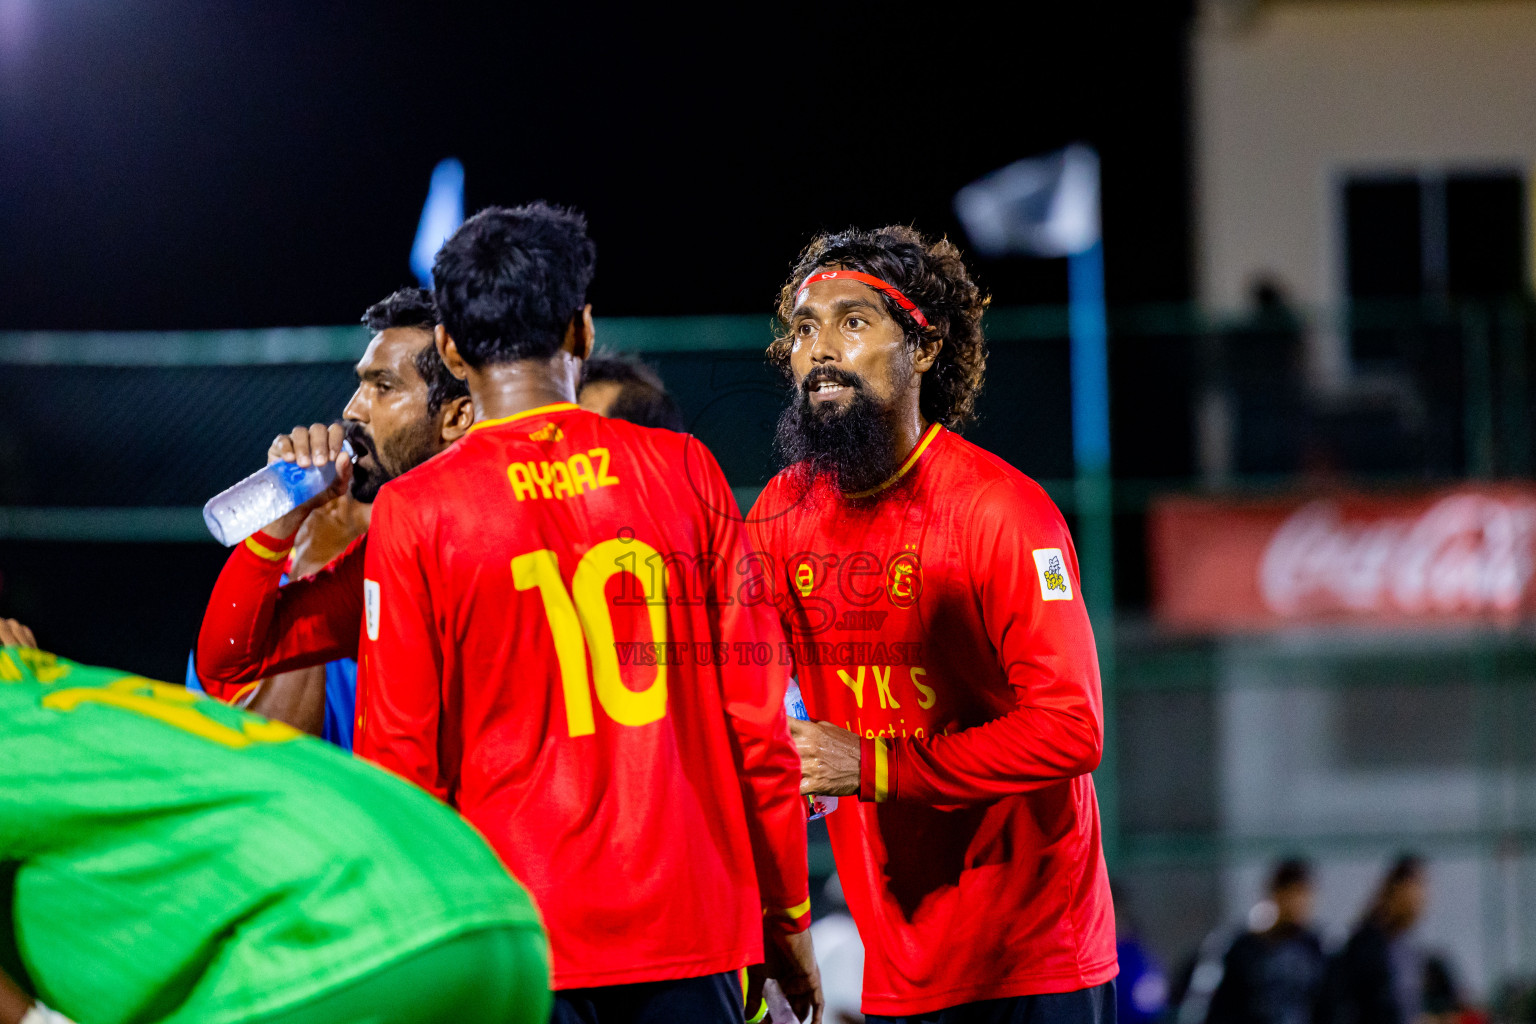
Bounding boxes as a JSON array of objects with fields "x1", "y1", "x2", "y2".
[
  {"x1": 1213, "y1": 635, "x2": 1536, "y2": 1000},
  {"x1": 1192, "y1": 0, "x2": 1536, "y2": 376}
]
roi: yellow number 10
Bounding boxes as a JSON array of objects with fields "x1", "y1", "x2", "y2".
[{"x1": 513, "y1": 539, "x2": 669, "y2": 737}]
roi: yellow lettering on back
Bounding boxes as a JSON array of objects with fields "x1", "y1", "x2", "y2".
[
  {"x1": 568, "y1": 453, "x2": 598, "y2": 494},
  {"x1": 591, "y1": 448, "x2": 620, "y2": 486},
  {"x1": 836, "y1": 666, "x2": 866, "y2": 708},
  {"x1": 19, "y1": 650, "x2": 69, "y2": 683},
  {"x1": 42, "y1": 678, "x2": 300, "y2": 749},
  {"x1": 510, "y1": 454, "x2": 618, "y2": 502},
  {"x1": 529, "y1": 461, "x2": 556, "y2": 499},
  {"x1": 873, "y1": 665, "x2": 900, "y2": 709},
  {"x1": 549, "y1": 461, "x2": 575, "y2": 499},
  {"x1": 507, "y1": 462, "x2": 539, "y2": 502}
]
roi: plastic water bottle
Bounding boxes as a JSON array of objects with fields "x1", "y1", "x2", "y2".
[
  {"x1": 202, "y1": 444, "x2": 352, "y2": 547},
  {"x1": 784, "y1": 679, "x2": 837, "y2": 821},
  {"x1": 763, "y1": 979, "x2": 801, "y2": 1024}
]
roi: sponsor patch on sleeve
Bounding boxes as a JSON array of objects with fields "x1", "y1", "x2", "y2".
[
  {"x1": 364, "y1": 579, "x2": 381, "y2": 640},
  {"x1": 1032, "y1": 548, "x2": 1073, "y2": 601}
]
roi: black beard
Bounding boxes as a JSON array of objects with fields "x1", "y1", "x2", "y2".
[
  {"x1": 345, "y1": 418, "x2": 439, "y2": 502},
  {"x1": 773, "y1": 369, "x2": 901, "y2": 495}
]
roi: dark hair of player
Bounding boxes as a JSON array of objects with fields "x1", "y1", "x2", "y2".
[
  {"x1": 581, "y1": 354, "x2": 686, "y2": 431},
  {"x1": 361, "y1": 287, "x2": 470, "y2": 417},
  {"x1": 1269, "y1": 856, "x2": 1312, "y2": 893},
  {"x1": 431, "y1": 202, "x2": 597, "y2": 369},
  {"x1": 769, "y1": 225, "x2": 990, "y2": 430}
]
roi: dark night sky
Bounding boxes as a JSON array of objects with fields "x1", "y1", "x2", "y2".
[{"x1": 0, "y1": 1, "x2": 1194, "y2": 330}]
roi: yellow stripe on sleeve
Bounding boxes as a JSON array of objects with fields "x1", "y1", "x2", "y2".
[
  {"x1": 873, "y1": 736, "x2": 890, "y2": 802},
  {"x1": 243, "y1": 535, "x2": 289, "y2": 562},
  {"x1": 765, "y1": 897, "x2": 812, "y2": 922}
]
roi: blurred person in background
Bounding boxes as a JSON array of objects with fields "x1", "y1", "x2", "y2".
[
  {"x1": 1420, "y1": 955, "x2": 1475, "y2": 1024},
  {"x1": 1114, "y1": 885, "x2": 1169, "y2": 1024},
  {"x1": 1320, "y1": 855, "x2": 1428, "y2": 1024},
  {"x1": 0, "y1": 627, "x2": 549, "y2": 1024},
  {"x1": 1206, "y1": 858, "x2": 1326, "y2": 1024},
  {"x1": 194, "y1": 288, "x2": 471, "y2": 744},
  {"x1": 578, "y1": 352, "x2": 685, "y2": 430},
  {"x1": 750, "y1": 226, "x2": 1116, "y2": 1022}
]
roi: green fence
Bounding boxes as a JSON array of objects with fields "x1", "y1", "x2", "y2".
[{"x1": 6, "y1": 300, "x2": 1536, "y2": 994}]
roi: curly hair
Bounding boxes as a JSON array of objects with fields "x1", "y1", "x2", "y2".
[{"x1": 769, "y1": 225, "x2": 989, "y2": 430}]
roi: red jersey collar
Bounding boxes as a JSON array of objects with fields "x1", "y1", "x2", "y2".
[{"x1": 843, "y1": 422, "x2": 944, "y2": 499}]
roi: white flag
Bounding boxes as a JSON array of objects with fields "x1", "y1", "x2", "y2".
[{"x1": 953, "y1": 144, "x2": 1100, "y2": 258}]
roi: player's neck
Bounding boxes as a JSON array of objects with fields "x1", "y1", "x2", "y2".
[
  {"x1": 465, "y1": 355, "x2": 580, "y2": 423},
  {"x1": 888, "y1": 401, "x2": 931, "y2": 468}
]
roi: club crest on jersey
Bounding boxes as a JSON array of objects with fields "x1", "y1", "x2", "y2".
[
  {"x1": 795, "y1": 561, "x2": 817, "y2": 597},
  {"x1": 364, "y1": 578, "x2": 381, "y2": 640},
  {"x1": 887, "y1": 550, "x2": 922, "y2": 609},
  {"x1": 1032, "y1": 548, "x2": 1073, "y2": 601}
]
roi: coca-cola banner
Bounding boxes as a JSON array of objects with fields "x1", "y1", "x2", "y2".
[{"x1": 1148, "y1": 485, "x2": 1536, "y2": 631}]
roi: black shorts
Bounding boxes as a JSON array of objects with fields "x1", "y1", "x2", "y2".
[
  {"x1": 866, "y1": 979, "x2": 1117, "y2": 1024},
  {"x1": 549, "y1": 969, "x2": 743, "y2": 1024}
]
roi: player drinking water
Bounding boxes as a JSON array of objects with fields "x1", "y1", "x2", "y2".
[
  {"x1": 195, "y1": 288, "x2": 473, "y2": 742},
  {"x1": 0, "y1": 620, "x2": 549, "y2": 1024}
]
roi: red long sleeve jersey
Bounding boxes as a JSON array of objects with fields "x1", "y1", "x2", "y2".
[
  {"x1": 355, "y1": 403, "x2": 809, "y2": 990},
  {"x1": 196, "y1": 532, "x2": 365, "y2": 698},
  {"x1": 747, "y1": 424, "x2": 1117, "y2": 1016}
]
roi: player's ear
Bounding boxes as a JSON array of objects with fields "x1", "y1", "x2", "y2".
[
  {"x1": 439, "y1": 396, "x2": 474, "y2": 442},
  {"x1": 563, "y1": 304, "x2": 595, "y2": 361},
  {"x1": 912, "y1": 332, "x2": 944, "y2": 374},
  {"x1": 436, "y1": 325, "x2": 470, "y2": 381}
]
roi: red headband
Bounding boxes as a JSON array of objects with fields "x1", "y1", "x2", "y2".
[{"x1": 794, "y1": 270, "x2": 930, "y2": 329}]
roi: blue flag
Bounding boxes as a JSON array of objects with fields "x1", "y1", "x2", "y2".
[{"x1": 410, "y1": 158, "x2": 465, "y2": 288}]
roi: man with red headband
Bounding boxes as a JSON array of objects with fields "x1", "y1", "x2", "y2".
[{"x1": 748, "y1": 226, "x2": 1117, "y2": 1023}]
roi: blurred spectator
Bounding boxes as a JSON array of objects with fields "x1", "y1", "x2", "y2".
[
  {"x1": 1421, "y1": 954, "x2": 1472, "y2": 1024},
  {"x1": 1115, "y1": 883, "x2": 1170, "y2": 1024},
  {"x1": 578, "y1": 353, "x2": 685, "y2": 430},
  {"x1": 1201, "y1": 277, "x2": 1310, "y2": 481},
  {"x1": 1206, "y1": 857, "x2": 1326, "y2": 1024},
  {"x1": 1320, "y1": 854, "x2": 1428, "y2": 1024}
]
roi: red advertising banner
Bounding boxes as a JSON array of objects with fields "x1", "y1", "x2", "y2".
[{"x1": 1149, "y1": 485, "x2": 1536, "y2": 632}]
